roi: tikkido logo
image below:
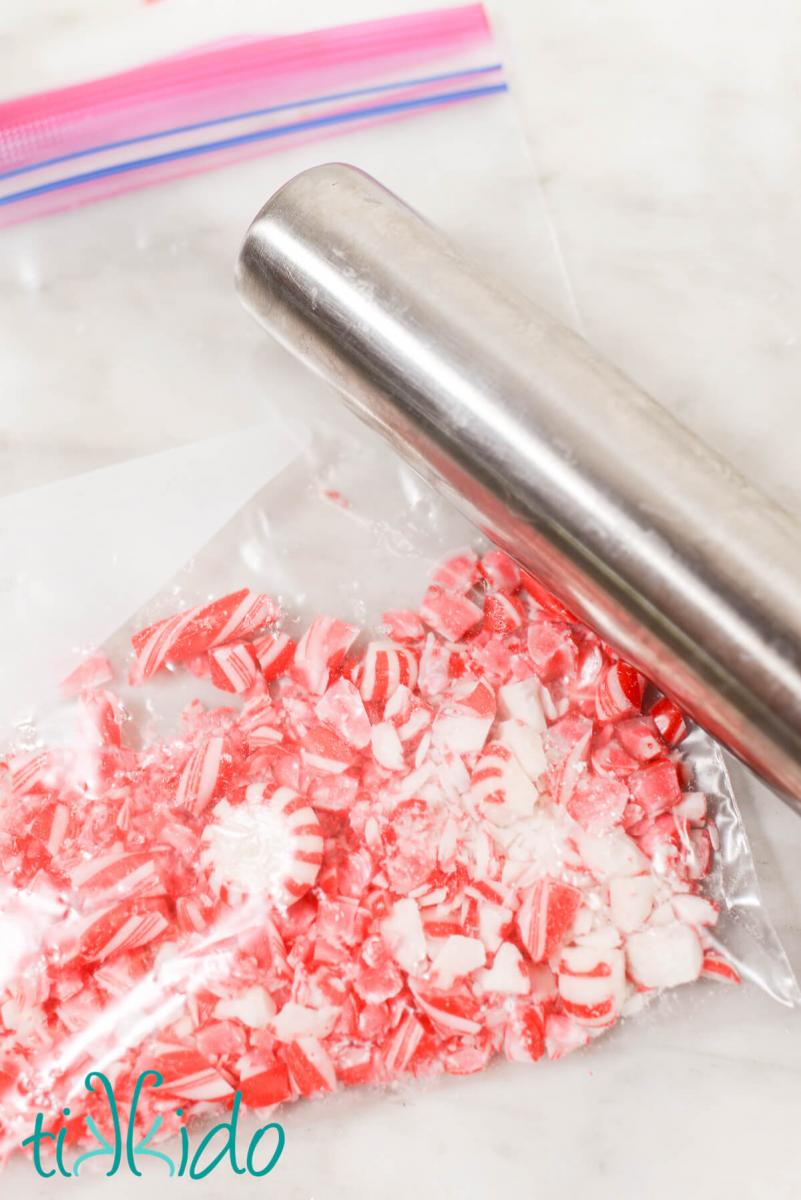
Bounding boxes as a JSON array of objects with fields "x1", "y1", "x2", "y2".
[{"x1": 22, "y1": 1070, "x2": 286, "y2": 1179}]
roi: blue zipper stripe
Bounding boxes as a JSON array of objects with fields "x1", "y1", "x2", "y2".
[
  {"x1": 0, "y1": 81, "x2": 507, "y2": 208},
  {"x1": 0, "y1": 63, "x2": 503, "y2": 185}
]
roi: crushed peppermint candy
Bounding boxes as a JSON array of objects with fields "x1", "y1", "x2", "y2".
[{"x1": 0, "y1": 564, "x2": 739, "y2": 1154}]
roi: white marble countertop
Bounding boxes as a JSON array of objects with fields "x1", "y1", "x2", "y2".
[{"x1": 1, "y1": 2, "x2": 800, "y2": 1197}]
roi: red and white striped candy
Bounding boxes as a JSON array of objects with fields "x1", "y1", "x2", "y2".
[
  {"x1": 650, "y1": 697, "x2": 687, "y2": 746},
  {"x1": 28, "y1": 799, "x2": 70, "y2": 857},
  {"x1": 203, "y1": 784, "x2": 323, "y2": 905},
  {"x1": 131, "y1": 588, "x2": 277, "y2": 681},
  {"x1": 10, "y1": 751, "x2": 53, "y2": 797},
  {"x1": 595, "y1": 661, "x2": 645, "y2": 721},
  {"x1": 494, "y1": 720, "x2": 546, "y2": 782},
  {"x1": 432, "y1": 551, "x2": 479, "y2": 592},
  {"x1": 526, "y1": 620, "x2": 576, "y2": 679},
  {"x1": 419, "y1": 585, "x2": 482, "y2": 642},
  {"x1": 380, "y1": 609, "x2": 426, "y2": 643},
  {"x1": 151, "y1": 1046, "x2": 235, "y2": 1102},
  {"x1": 252, "y1": 630, "x2": 295, "y2": 681},
  {"x1": 557, "y1": 943, "x2": 626, "y2": 1028},
  {"x1": 545, "y1": 1012, "x2": 589, "y2": 1060},
  {"x1": 516, "y1": 878, "x2": 582, "y2": 963},
  {"x1": 239, "y1": 1060, "x2": 294, "y2": 1108},
  {"x1": 381, "y1": 897, "x2": 427, "y2": 973},
  {"x1": 671, "y1": 893, "x2": 719, "y2": 927},
  {"x1": 238, "y1": 697, "x2": 283, "y2": 748},
  {"x1": 686, "y1": 827, "x2": 713, "y2": 879},
  {"x1": 383, "y1": 1012, "x2": 425, "y2": 1075},
  {"x1": 429, "y1": 935, "x2": 486, "y2": 989},
  {"x1": 470, "y1": 741, "x2": 540, "y2": 826},
  {"x1": 370, "y1": 721, "x2": 406, "y2": 771},
  {"x1": 315, "y1": 678, "x2": 371, "y2": 749},
  {"x1": 300, "y1": 725, "x2": 355, "y2": 774},
  {"x1": 503, "y1": 1002, "x2": 546, "y2": 1063},
  {"x1": 0, "y1": 546, "x2": 732, "y2": 1139},
  {"x1": 616, "y1": 717, "x2": 663, "y2": 762},
  {"x1": 69, "y1": 850, "x2": 165, "y2": 902},
  {"x1": 432, "y1": 678, "x2": 495, "y2": 756},
  {"x1": 209, "y1": 641, "x2": 261, "y2": 693},
  {"x1": 175, "y1": 735, "x2": 227, "y2": 815},
  {"x1": 284, "y1": 1037, "x2": 336, "y2": 1096},
  {"x1": 566, "y1": 775, "x2": 628, "y2": 831},
  {"x1": 409, "y1": 983, "x2": 482, "y2": 1036},
  {"x1": 479, "y1": 549, "x2": 521, "y2": 592},
  {"x1": 483, "y1": 590, "x2": 525, "y2": 635},
  {"x1": 358, "y1": 641, "x2": 419, "y2": 703},
  {"x1": 701, "y1": 949, "x2": 742, "y2": 985},
  {"x1": 293, "y1": 616, "x2": 359, "y2": 694},
  {"x1": 417, "y1": 634, "x2": 465, "y2": 696},
  {"x1": 497, "y1": 676, "x2": 547, "y2": 731},
  {"x1": 75, "y1": 899, "x2": 169, "y2": 962},
  {"x1": 214, "y1": 592, "x2": 277, "y2": 647},
  {"x1": 628, "y1": 759, "x2": 681, "y2": 818}
]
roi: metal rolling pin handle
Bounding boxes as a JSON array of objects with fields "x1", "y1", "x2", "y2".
[{"x1": 236, "y1": 162, "x2": 801, "y2": 812}]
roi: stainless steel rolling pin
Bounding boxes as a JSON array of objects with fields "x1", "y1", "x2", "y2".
[{"x1": 236, "y1": 162, "x2": 801, "y2": 812}]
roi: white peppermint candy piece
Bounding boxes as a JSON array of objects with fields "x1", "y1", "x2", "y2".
[
  {"x1": 674, "y1": 791, "x2": 707, "y2": 825},
  {"x1": 202, "y1": 784, "x2": 323, "y2": 906},
  {"x1": 609, "y1": 875, "x2": 657, "y2": 932},
  {"x1": 577, "y1": 827, "x2": 649, "y2": 878},
  {"x1": 293, "y1": 616, "x2": 359, "y2": 695},
  {"x1": 495, "y1": 719, "x2": 547, "y2": 781},
  {"x1": 371, "y1": 721, "x2": 406, "y2": 771},
  {"x1": 271, "y1": 1002, "x2": 340, "y2": 1042},
  {"x1": 475, "y1": 941, "x2": 530, "y2": 995},
  {"x1": 381, "y1": 897, "x2": 427, "y2": 974},
  {"x1": 470, "y1": 741, "x2": 540, "y2": 826},
  {"x1": 314, "y1": 678, "x2": 371, "y2": 749},
  {"x1": 431, "y1": 678, "x2": 495, "y2": 756},
  {"x1": 213, "y1": 986, "x2": 276, "y2": 1029},
  {"x1": 497, "y1": 677, "x2": 547, "y2": 730},
  {"x1": 428, "y1": 935, "x2": 486, "y2": 989},
  {"x1": 626, "y1": 922, "x2": 703, "y2": 989},
  {"x1": 671, "y1": 893, "x2": 719, "y2": 927},
  {"x1": 477, "y1": 902, "x2": 514, "y2": 954}
]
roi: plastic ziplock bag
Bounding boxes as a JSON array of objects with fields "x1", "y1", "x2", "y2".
[
  {"x1": 0, "y1": 0, "x2": 797, "y2": 1188},
  {"x1": 0, "y1": 417, "x2": 798, "y2": 1178},
  {"x1": 0, "y1": 1, "x2": 576, "y2": 495}
]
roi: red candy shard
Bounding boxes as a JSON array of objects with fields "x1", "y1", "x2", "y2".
[
  {"x1": 240, "y1": 1061, "x2": 294, "y2": 1108},
  {"x1": 419, "y1": 585, "x2": 483, "y2": 642},
  {"x1": 176, "y1": 734, "x2": 228, "y2": 815},
  {"x1": 252, "y1": 630, "x2": 295, "y2": 681},
  {"x1": 479, "y1": 549, "x2": 521, "y2": 592},
  {"x1": 516, "y1": 879, "x2": 582, "y2": 963},
  {"x1": 650, "y1": 696, "x2": 688, "y2": 746},
  {"x1": 380, "y1": 609, "x2": 426, "y2": 642},
  {"x1": 209, "y1": 641, "x2": 261, "y2": 693},
  {"x1": 359, "y1": 641, "x2": 419, "y2": 702},
  {"x1": 293, "y1": 616, "x2": 360, "y2": 694}
]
